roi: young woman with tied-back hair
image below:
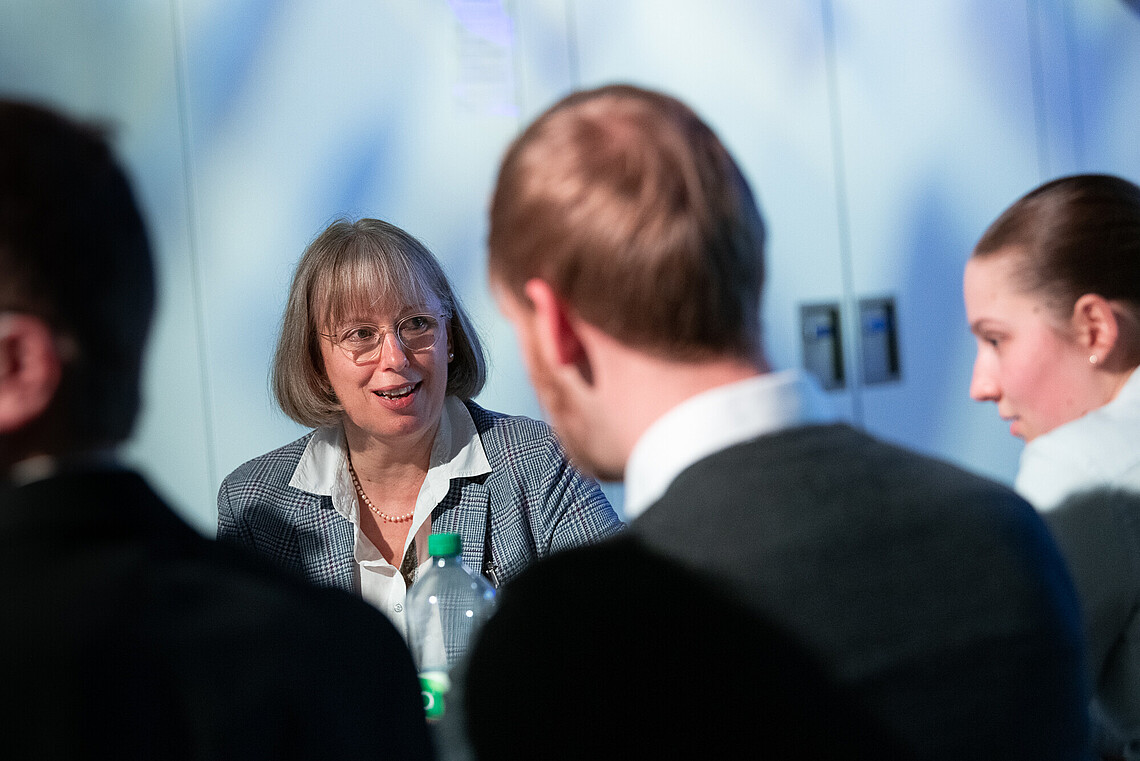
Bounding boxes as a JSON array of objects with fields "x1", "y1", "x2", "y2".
[{"x1": 964, "y1": 173, "x2": 1140, "y2": 760}]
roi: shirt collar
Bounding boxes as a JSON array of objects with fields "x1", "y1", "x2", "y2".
[
  {"x1": 624, "y1": 370, "x2": 835, "y2": 521},
  {"x1": 1116, "y1": 366, "x2": 1140, "y2": 403},
  {"x1": 289, "y1": 396, "x2": 491, "y2": 499}
]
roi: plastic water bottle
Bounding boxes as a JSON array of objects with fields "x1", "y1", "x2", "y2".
[{"x1": 405, "y1": 532, "x2": 497, "y2": 721}]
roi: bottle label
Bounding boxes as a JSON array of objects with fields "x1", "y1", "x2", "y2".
[{"x1": 419, "y1": 670, "x2": 451, "y2": 721}]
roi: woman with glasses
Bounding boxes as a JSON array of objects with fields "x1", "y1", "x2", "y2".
[{"x1": 217, "y1": 218, "x2": 621, "y2": 635}]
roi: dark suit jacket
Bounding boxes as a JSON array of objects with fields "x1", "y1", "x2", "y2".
[
  {"x1": 1042, "y1": 488, "x2": 1140, "y2": 758},
  {"x1": 465, "y1": 423, "x2": 1091, "y2": 761},
  {"x1": 631, "y1": 423, "x2": 1090, "y2": 760},
  {"x1": 464, "y1": 536, "x2": 918, "y2": 760},
  {"x1": 0, "y1": 469, "x2": 432, "y2": 760},
  {"x1": 218, "y1": 400, "x2": 621, "y2": 591}
]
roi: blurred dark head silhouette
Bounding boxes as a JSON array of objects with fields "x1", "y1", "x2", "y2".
[{"x1": 0, "y1": 99, "x2": 155, "y2": 459}]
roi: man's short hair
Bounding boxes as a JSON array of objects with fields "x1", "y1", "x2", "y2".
[
  {"x1": 488, "y1": 84, "x2": 767, "y2": 360},
  {"x1": 0, "y1": 99, "x2": 155, "y2": 447}
]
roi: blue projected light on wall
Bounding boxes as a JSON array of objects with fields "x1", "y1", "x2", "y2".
[{"x1": 449, "y1": 0, "x2": 517, "y2": 117}]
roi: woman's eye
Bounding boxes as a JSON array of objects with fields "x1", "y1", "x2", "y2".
[
  {"x1": 403, "y1": 316, "x2": 429, "y2": 332},
  {"x1": 343, "y1": 326, "x2": 378, "y2": 344}
]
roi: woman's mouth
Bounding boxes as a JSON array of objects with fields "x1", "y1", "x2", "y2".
[{"x1": 374, "y1": 382, "x2": 420, "y2": 400}]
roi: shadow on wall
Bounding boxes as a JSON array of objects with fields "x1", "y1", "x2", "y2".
[{"x1": 897, "y1": 177, "x2": 975, "y2": 447}]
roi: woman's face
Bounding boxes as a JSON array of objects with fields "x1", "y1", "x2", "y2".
[
  {"x1": 963, "y1": 251, "x2": 1099, "y2": 442},
  {"x1": 320, "y1": 291, "x2": 452, "y2": 451}
]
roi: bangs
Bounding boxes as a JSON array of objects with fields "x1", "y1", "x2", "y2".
[
  {"x1": 310, "y1": 235, "x2": 435, "y2": 330},
  {"x1": 274, "y1": 216, "x2": 487, "y2": 425}
]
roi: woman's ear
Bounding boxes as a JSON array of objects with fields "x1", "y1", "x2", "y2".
[
  {"x1": 1072, "y1": 293, "x2": 1119, "y2": 363},
  {"x1": 0, "y1": 314, "x2": 63, "y2": 434}
]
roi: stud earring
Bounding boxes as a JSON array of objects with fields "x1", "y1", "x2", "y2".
[
  {"x1": 448, "y1": 352, "x2": 454, "y2": 361},
  {"x1": 1090, "y1": 354, "x2": 1099, "y2": 365}
]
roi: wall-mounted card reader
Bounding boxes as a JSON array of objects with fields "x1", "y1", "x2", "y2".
[
  {"x1": 858, "y1": 296, "x2": 900, "y2": 385},
  {"x1": 800, "y1": 303, "x2": 845, "y2": 390}
]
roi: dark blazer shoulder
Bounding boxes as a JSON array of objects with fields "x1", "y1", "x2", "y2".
[
  {"x1": 634, "y1": 420, "x2": 1063, "y2": 612},
  {"x1": 629, "y1": 423, "x2": 1087, "y2": 759},
  {"x1": 652, "y1": 422, "x2": 1030, "y2": 513},
  {"x1": 3, "y1": 469, "x2": 432, "y2": 760}
]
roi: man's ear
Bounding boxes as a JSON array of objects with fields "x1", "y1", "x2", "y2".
[
  {"x1": 523, "y1": 279, "x2": 587, "y2": 368},
  {"x1": 1072, "y1": 293, "x2": 1119, "y2": 362},
  {"x1": 0, "y1": 314, "x2": 63, "y2": 434}
]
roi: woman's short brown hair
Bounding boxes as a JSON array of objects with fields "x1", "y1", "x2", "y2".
[
  {"x1": 973, "y1": 173, "x2": 1140, "y2": 325},
  {"x1": 488, "y1": 84, "x2": 766, "y2": 361},
  {"x1": 273, "y1": 218, "x2": 486, "y2": 428}
]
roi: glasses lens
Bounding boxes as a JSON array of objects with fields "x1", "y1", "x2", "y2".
[
  {"x1": 333, "y1": 326, "x2": 381, "y2": 361},
  {"x1": 397, "y1": 314, "x2": 441, "y2": 352}
]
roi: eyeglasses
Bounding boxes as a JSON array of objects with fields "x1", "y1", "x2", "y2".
[{"x1": 321, "y1": 313, "x2": 447, "y2": 363}]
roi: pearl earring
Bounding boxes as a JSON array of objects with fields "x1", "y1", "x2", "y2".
[{"x1": 1089, "y1": 354, "x2": 1099, "y2": 365}]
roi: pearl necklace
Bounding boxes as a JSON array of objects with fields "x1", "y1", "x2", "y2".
[{"x1": 347, "y1": 458, "x2": 415, "y2": 523}]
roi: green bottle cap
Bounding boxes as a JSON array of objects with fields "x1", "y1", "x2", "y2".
[{"x1": 427, "y1": 532, "x2": 462, "y2": 557}]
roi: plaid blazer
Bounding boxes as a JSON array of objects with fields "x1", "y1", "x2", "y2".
[{"x1": 217, "y1": 400, "x2": 622, "y2": 591}]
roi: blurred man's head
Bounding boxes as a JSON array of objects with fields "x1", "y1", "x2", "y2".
[
  {"x1": 487, "y1": 84, "x2": 767, "y2": 477},
  {"x1": 0, "y1": 99, "x2": 154, "y2": 469}
]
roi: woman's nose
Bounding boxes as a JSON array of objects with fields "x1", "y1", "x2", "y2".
[
  {"x1": 378, "y1": 330, "x2": 409, "y2": 369},
  {"x1": 969, "y1": 357, "x2": 999, "y2": 402}
]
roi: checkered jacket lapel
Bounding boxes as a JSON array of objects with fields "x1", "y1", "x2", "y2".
[
  {"x1": 429, "y1": 477, "x2": 491, "y2": 583},
  {"x1": 292, "y1": 492, "x2": 357, "y2": 592}
]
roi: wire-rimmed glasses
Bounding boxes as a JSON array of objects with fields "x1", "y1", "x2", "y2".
[{"x1": 321, "y1": 313, "x2": 447, "y2": 363}]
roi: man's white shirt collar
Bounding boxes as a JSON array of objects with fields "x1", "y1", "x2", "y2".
[{"x1": 624, "y1": 370, "x2": 835, "y2": 521}]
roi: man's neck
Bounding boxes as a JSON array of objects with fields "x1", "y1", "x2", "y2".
[{"x1": 600, "y1": 348, "x2": 769, "y2": 471}]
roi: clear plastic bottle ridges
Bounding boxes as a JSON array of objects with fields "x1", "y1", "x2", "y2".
[{"x1": 405, "y1": 532, "x2": 496, "y2": 721}]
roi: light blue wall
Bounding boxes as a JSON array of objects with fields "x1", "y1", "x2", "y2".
[{"x1": 2, "y1": 0, "x2": 1138, "y2": 531}]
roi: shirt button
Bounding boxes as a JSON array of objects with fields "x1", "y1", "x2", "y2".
[{"x1": 394, "y1": 603, "x2": 403, "y2": 613}]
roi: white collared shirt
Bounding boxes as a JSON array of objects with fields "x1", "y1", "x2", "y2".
[
  {"x1": 624, "y1": 370, "x2": 836, "y2": 521},
  {"x1": 288, "y1": 396, "x2": 491, "y2": 634},
  {"x1": 1016, "y1": 367, "x2": 1140, "y2": 511}
]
